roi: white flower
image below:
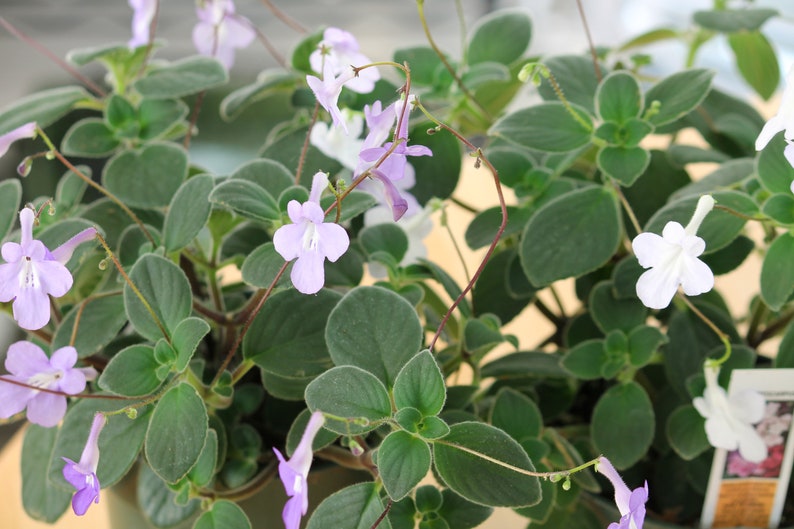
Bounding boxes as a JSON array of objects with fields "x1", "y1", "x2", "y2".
[
  {"x1": 309, "y1": 109, "x2": 364, "y2": 170},
  {"x1": 756, "y1": 65, "x2": 794, "y2": 168},
  {"x1": 693, "y1": 365, "x2": 767, "y2": 463},
  {"x1": 631, "y1": 195, "x2": 715, "y2": 309}
]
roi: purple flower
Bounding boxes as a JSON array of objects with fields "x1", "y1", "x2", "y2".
[
  {"x1": 0, "y1": 208, "x2": 96, "y2": 330},
  {"x1": 128, "y1": 0, "x2": 157, "y2": 48},
  {"x1": 192, "y1": 0, "x2": 255, "y2": 70},
  {"x1": 273, "y1": 411, "x2": 325, "y2": 529},
  {"x1": 306, "y1": 61, "x2": 356, "y2": 134},
  {"x1": 309, "y1": 27, "x2": 379, "y2": 94},
  {"x1": 0, "y1": 122, "x2": 37, "y2": 158},
  {"x1": 597, "y1": 456, "x2": 648, "y2": 529},
  {"x1": 273, "y1": 172, "x2": 350, "y2": 294},
  {"x1": 62, "y1": 413, "x2": 106, "y2": 516},
  {"x1": 0, "y1": 341, "x2": 97, "y2": 427}
]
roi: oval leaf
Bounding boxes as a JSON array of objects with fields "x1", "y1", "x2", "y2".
[
  {"x1": 103, "y1": 143, "x2": 188, "y2": 208},
  {"x1": 194, "y1": 500, "x2": 252, "y2": 529},
  {"x1": 164, "y1": 174, "x2": 214, "y2": 252},
  {"x1": 761, "y1": 232, "x2": 794, "y2": 311},
  {"x1": 134, "y1": 56, "x2": 228, "y2": 99},
  {"x1": 209, "y1": 179, "x2": 280, "y2": 222},
  {"x1": 393, "y1": 350, "x2": 446, "y2": 417},
  {"x1": 378, "y1": 431, "x2": 432, "y2": 501},
  {"x1": 490, "y1": 102, "x2": 594, "y2": 152},
  {"x1": 591, "y1": 381, "x2": 655, "y2": 469},
  {"x1": 644, "y1": 69, "x2": 714, "y2": 126}
]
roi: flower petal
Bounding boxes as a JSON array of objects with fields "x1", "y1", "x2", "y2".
[
  {"x1": 737, "y1": 424, "x2": 769, "y2": 463},
  {"x1": 315, "y1": 223, "x2": 350, "y2": 262},
  {"x1": 0, "y1": 377, "x2": 33, "y2": 419},
  {"x1": 635, "y1": 265, "x2": 680, "y2": 310},
  {"x1": 678, "y1": 255, "x2": 714, "y2": 297},
  {"x1": 290, "y1": 250, "x2": 325, "y2": 294},
  {"x1": 13, "y1": 283, "x2": 53, "y2": 330},
  {"x1": 631, "y1": 232, "x2": 667, "y2": 269},
  {"x1": 27, "y1": 392, "x2": 67, "y2": 427},
  {"x1": 5, "y1": 340, "x2": 50, "y2": 377},
  {"x1": 756, "y1": 115, "x2": 785, "y2": 151},
  {"x1": 50, "y1": 227, "x2": 96, "y2": 265},
  {"x1": 273, "y1": 224, "x2": 307, "y2": 262}
]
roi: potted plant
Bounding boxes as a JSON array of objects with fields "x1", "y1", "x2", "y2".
[{"x1": 0, "y1": 1, "x2": 792, "y2": 528}]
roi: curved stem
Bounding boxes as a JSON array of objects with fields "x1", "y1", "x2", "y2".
[
  {"x1": 296, "y1": 102, "x2": 320, "y2": 185},
  {"x1": 682, "y1": 296, "x2": 732, "y2": 366},
  {"x1": 575, "y1": 0, "x2": 602, "y2": 83},
  {"x1": 260, "y1": 0, "x2": 307, "y2": 33}
]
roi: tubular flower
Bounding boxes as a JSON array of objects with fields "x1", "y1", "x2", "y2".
[
  {"x1": 192, "y1": 0, "x2": 255, "y2": 70},
  {"x1": 0, "y1": 122, "x2": 36, "y2": 158},
  {"x1": 128, "y1": 0, "x2": 157, "y2": 48},
  {"x1": 693, "y1": 365, "x2": 767, "y2": 463},
  {"x1": 306, "y1": 61, "x2": 356, "y2": 134},
  {"x1": 756, "y1": 65, "x2": 794, "y2": 167},
  {"x1": 631, "y1": 195, "x2": 715, "y2": 309},
  {"x1": 309, "y1": 27, "x2": 379, "y2": 94},
  {"x1": 273, "y1": 411, "x2": 326, "y2": 529},
  {"x1": 62, "y1": 413, "x2": 106, "y2": 516},
  {"x1": 0, "y1": 341, "x2": 97, "y2": 427},
  {"x1": 0, "y1": 208, "x2": 96, "y2": 330},
  {"x1": 273, "y1": 172, "x2": 350, "y2": 295},
  {"x1": 597, "y1": 456, "x2": 649, "y2": 529}
]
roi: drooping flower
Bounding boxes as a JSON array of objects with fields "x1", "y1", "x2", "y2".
[
  {"x1": 273, "y1": 172, "x2": 350, "y2": 295},
  {"x1": 273, "y1": 411, "x2": 325, "y2": 529},
  {"x1": 0, "y1": 208, "x2": 96, "y2": 330},
  {"x1": 693, "y1": 365, "x2": 767, "y2": 463},
  {"x1": 597, "y1": 455, "x2": 649, "y2": 529},
  {"x1": 306, "y1": 61, "x2": 356, "y2": 134},
  {"x1": 0, "y1": 122, "x2": 37, "y2": 158},
  {"x1": 309, "y1": 108, "x2": 364, "y2": 170},
  {"x1": 128, "y1": 0, "x2": 157, "y2": 48},
  {"x1": 309, "y1": 27, "x2": 379, "y2": 94},
  {"x1": 631, "y1": 194, "x2": 715, "y2": 310},
  {"x1": 62, "y1": 413, "x2": 106, "y2": 516},
  {"x1": 0, "y1": 341, "x2": 97, "y2": 427},
  {"x1": 192, "y1": 0, "x2": 255, "y2": 70},
  {"x1": 756, "y1": 65, "x2": 794, "y2": 167}
]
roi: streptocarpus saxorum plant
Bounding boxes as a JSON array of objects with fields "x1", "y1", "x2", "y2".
[{"x1": 1, "y1": 1, "x2": 794, "y2": 529}]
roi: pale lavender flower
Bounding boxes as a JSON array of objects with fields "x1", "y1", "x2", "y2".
[
  {"x1": 306, "y1": 61, "x2": 356, "y2": 134},
  {"x1": 273, "y1": 411, "x2": 325, "y2": 529},
  {"x1": 631, "y1": 195, "x2": 715, "y2": 310},
  {"x1": 62, "y1": 413, "x2": 106, "y2": 516},
  {"x1": 273, "y1": 173, "x2": 350, "y2": 295},
  {"x1": 353, "y1": 100, "x2": 397, "y2": 177},
  {"x1": 309, "y1": 27, "x2": 379, "y2": 94},
  {"x1": 597, "y1": 456, "x2": 649, "y2": 529},
  {"x1": 192, "y1": 0, "x2": 255, "y2": 70},
  {"x1": 0, "y1": 341, "x2": 97, "y2": 427},
  {"x1": 0, "y1": 208, "x2": 96, "y2": 330},
  {"x1": 0, "y1": 122, "x2": 37, "y2": 158},
  {"x1": 128, "y1": 0, "x2": 157, "y2": 48},
  {"x1": 693, "y1": 365, "x2": 767, "y2": 463}
]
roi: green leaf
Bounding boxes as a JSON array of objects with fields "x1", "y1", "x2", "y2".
[
  {"x1": 240, "y1": 242, "x2": 291, "y2": 289},
  {"x1": 393, "y1": 350, "x2": 446, "y2": 417},
  {"x1": 164, "y1": 174, "x2": 214, "y2": 252},
  {"x1": 591, "y1": 382, "x2": 655, "y2": 469},
  {"x1": 321, "y1": 191, "x2": 378, "y2": 223},
  {"x1": 481, "y1": 351, "x2": 567, "y2": 379},
  {"x1": 407, "y1": 123, "x2": 462, "y2": 205},
  {"x1": 209, "y1": 179, "x2": 280, "y2": 222},
  {"x1": 105, "y1": 94, "x2": 138, "y2": 132},
  {"x1": 393, "y1": 47, "x2": 443, "y2": 86},
  {"x1": 145, "y1": 383, "x2": 208, "y2": 483},
  {"x1": 61, "y1": 117, "x2": 120, "y2": 157},
  {"x1": 465, "y1": 205, "x2": 532, "y2": 250},
  {"x1": 521, "y1": 186, "x2": 621, "y2": 286},
  {"x1": 194, "y1": 500, "x2": 252, "y2": 529},
  {"x1": 138, "y1": 98, "x2": 189, "y2": 141},
  {"x1": 537, "y1": 55, "x2": 601, "y2": 114},
  {"x1": 52, "y1": 295, "x2": 127, "y2": 357},
  {"x1": 515, "y1": 462, "x2": 557, "y2": 523},
  {"x1": 231, "y1": 158, "x2": 294, "y2": 198},
  {"x1": 472, "y1": 249, "x2": 536, "y2": 324},
  {"x1": 728, "y1": 31, "x2": 780, "y2": 100},
  {"x1": 776, "y1": 320, "x2": 794, "y2": 368},
  {"x1": 762, "y1": 193, "x2": 794, "y2": 225},
  {"x1": 98, "y1": 344, "x2": 161, "y2": 396},
  {"x1": 694, "y1": 8, "x2": 779, "y2": 33},
  {"x1": 326, "y1": 286, "x2": 423, "y2": 386},
  {"x1": 561, "y1": 340, "x2": 605, "y2": 380},
  {"x1": 596, "y1": 71, "x2": 642, "y2": 123},
  {"x1": 757, "y1": 134, "x2": 794, "y2": 194},
  {"x1": 490, "y1": 387, "x2": 543, "y2": 441},
  {"x1": 628, "y1": 325, "x2": 667, "y2": 367},
  {"x1": 306, "y1": 482, "x2": 392, "y2": 529},
  {"x1": 597, "y1": 145, "x2": 650, "y2": 186},
  {"x1": 589, "y1": 281, "x2": 647, "y2": 333},
  {"x1": 667, "y1": 404, "x2": 710, "y2": 460},
  {"x1": 0, "y1": 179, "x2": 22, "y2": 240},
  {"x1": 0, "y1": 86, "x2": 90, "y2": 135},
  {"x1": 463, "y1": 316, "x2": 504, "y2": 358},
  {"x1": 437, "y1": 489, "x2": 494, "y2": 529},
  {"x1": 490, "y1": 102, "x2": 593, "y2": 152},
  {"x1": 134, "y1": 56, "x2": 228, "y2": 98},
  {"x1": 188, "y1": 429, "x2": 218, "y2": 487},
  {"x1": 644, "y1": 69, "x2": 714, "y2": 126},
  {"x1": 51, "y1": 398, "x2": 152, "y2": 490},
  {"x1": 138, "y1": 461, "x2": 200, "y2": 527},
  {"x1": 21, "y1": 426, "x2": 71, "y2": 522},
  {"x1": 359, "y1": 223, "x2": 408, "y2": 263},
  {"x1": 761, "y1": 232, "x2": 794, "y2": 310},
  {"x1": 172, "y1": 317, "x2": 210, "y2": 372},
  {"x1": 379, "y1": 431, "x2": 432, "y2": 501},
  {"x1": 468, "y1": 8, "x2": 532, "y2": 65},
  {"x1": 244, "y1": 289, "x2": 339, "y2": 377},
  {"x1": 433, "y1": 422, "x2": 541, "y2": 507},
  {"x1": 124, "y1": 254, "x2": 193, "y2": 341},
  {"x1": 103, "y1": 143, "x2": 187, "y2": 208},
  {"x1": 220, "y1": 69, "x2": 299, "y2": 120},
  {"x1": 305, "y1": 366, "x2": 392, "y2": 435}
]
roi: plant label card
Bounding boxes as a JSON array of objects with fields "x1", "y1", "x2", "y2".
[{"x1": 701, "y1": 368, "x2": 794, "y2": 529}]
